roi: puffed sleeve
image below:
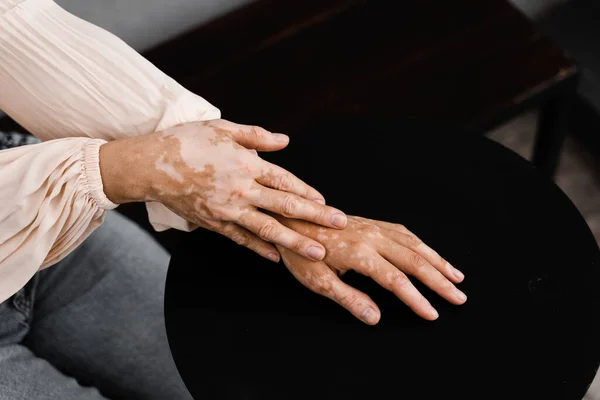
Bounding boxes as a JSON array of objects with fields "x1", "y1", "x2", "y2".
[
  {"x1": 0, "y1": 0, "x2": 221, "y2": 232},
  {"x1": 0, "y1": 137, "x2": 116, "y2": 302}
]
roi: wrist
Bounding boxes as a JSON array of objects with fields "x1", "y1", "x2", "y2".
[{"x1": 98, "y1": 136, "x2": 152, "y2": 204}]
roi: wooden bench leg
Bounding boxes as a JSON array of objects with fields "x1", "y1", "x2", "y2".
[{"x1": 532, "y1": 95, "x2": 572, "y2": 179}]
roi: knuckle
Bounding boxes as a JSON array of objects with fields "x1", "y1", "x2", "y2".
[
  {"x1": 230, "y1": 232, "x2": 250, "y2": 247},
  {"x1": 248, "y1": 125, "x2": 262, "y2": 142},
  {"x1": 363, "y1": 257, "x2": 377, "y2": 274},
  {"x1": 390, "y1": 272, "x2": 411, "y2": 289},
  {"x1": 211, "y1": 207, "x2": 230, "y2": 221},
  {"x1": 362, "y1": 224, "x2": 380, "y2": 236},
  {"x1": 410, "y1": 252, "x2": 428, "y2": 271},
  {"x1": 200, "y1": 219, "x2": 223, "y2": 231},
  {"x1": 338, "y1": 292, "x2": 359, "y2": 309},
  {"x1": 317, "y1": 207, "x2": 332, "y2": 224},
  {"x1": 310, "y1": 275, "x2": 333, "y2": 295},
  {"x1": 405, "y1": 234, "x2": 423, "y2": 247},
  {"x1": 353, "y1": 241, "x2": 372, "y2": 254},
  {"x1": 275, "y1": 174, "x2": 293, "y2": 191},
  {"x1": 257, "y1": 221, "x2": 279, "y2": 240},
  {"x1": 293, "y1": 238, "x2": 310, "y2": 253},
  {"x1": 279, "y1": 195, "x2": 298, "y2": 216},
  {"x1": 395, "y1": 224, "x2": 408, "y2": 233}
]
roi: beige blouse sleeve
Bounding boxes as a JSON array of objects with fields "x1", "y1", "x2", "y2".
[
  {"x1": 0, "y1": 0, "x2": 222, "y2": 300},
  {"x1": 0, "y1": 0, "x2": 221, "y2": 233},
  {"x1": 0, "y1": 137, "x2": 117, "y2": 302}
]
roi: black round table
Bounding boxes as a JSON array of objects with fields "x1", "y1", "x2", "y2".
[{"x1": 165, "y1": 119, "x2": 600, "y2": 400}]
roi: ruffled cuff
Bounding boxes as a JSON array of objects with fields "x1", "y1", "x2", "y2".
[{"x1": 82, "y1": 139, "x2": 118, "y2": 212}]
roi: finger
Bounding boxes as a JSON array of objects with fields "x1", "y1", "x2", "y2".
[
  {"x1": 354, "y1": 254, "x2": 439, "y2": 320},
  {"x1": 324, "y1": 277, "x2": 381, "y2": 325},
  {"x1": 377, "y1": 228, "x2": 464, "y2": 283},
  {"x1": 238, "y1": 210, "x2": 327, "y2": 261},
  {"x1": 378, "y1": 241, "x2": 467, "y2": 306},
  {"x1": 250, "y1": 184, "x2": 347, "y2": 229},
  {"x1": 212, "y1": 119, "x2": 290, "y2": 151},
  {"x1": 217, "y1": 222, "x2": 281, "y2": 262},
  {"x1": 307, "y1": 269, "x2": 381, "y2": 325},
  {"x1": 278, "y1": 248, "x2": 381, "y2": 325},
  {"x1": 257, "y1": 160, "x2": 330, "y2": 206}
]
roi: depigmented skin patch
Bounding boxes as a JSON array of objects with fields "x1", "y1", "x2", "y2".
[
  {"x1": 103, "y1": 119, "x2": 463, "y2": 321},
  {"x1": 144, "y1": 121, "x2": 331, "y2": 231},
  {"x1": 155, "y1": 154, "x2": 184, "y2": 183},
  {"x1": 107, "y1": 121, "x2": 268, "y2": 234},
  {"x1": 277, "y1": 216, "x2": 385, "y2": 276},
  {"x1": 274, "y1": 215, "x2": 466, "y2": 322},
  {"x1": 144, "y1": 122, "x2": 262, "y2": 226},
  {"x1": 105, "y1": 119, "x2": 348, "y2": 262}
]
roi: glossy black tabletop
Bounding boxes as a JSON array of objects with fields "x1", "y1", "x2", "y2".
[{"x1": 165, "y1": 119, "x2": 600, "y2": 400}]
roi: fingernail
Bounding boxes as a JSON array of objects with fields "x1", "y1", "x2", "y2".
[
  {"x1": 307, "y1": 246, "x2": 325, "y2": 260},
  {"x1": 452, "y1": 267, "x2": 464, "y2": 281},
  {"x1": 313, "y1": 198, "x2": 326, "y2": 204},
  {"x1": 361, "y1": 307, "x2": 379, "y2": 324},
  {"x1": 272, "y1": 133, "x2": 289, "y2": 143},
  {"x1": 430, "y1": 307, "x2": 439, "y2": 320},
  {"x1": 331, "y1": 213, "x2": 347, "y2": 228},
  {"x1": 454, "y1": 288, "x2": 467, "y2": 302},
  {"x1": 267, "y1": 252, "x2": 280, "y2": 262}
]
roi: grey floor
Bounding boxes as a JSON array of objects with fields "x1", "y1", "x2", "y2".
[
  {"x1": 537, "y1": 0, "x2": 600, "y2": 114},
  {"x1": 487, "y1": 111, "x2": 600, "y2": 245},
  {"x1": 487, "y1": 111, "x2": 600, "y2": 399}
]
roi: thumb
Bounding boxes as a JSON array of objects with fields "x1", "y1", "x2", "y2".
[{"x1": 229, "y1": 123, "x2": 290, "y2": 151}]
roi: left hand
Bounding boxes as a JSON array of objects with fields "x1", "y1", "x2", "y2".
[
  {"x1": 99, "y1": 119, "x2": 348, "y2": 262},
  {"x1": 274, "y1": 216, "x2": 467, "y2": 324}
]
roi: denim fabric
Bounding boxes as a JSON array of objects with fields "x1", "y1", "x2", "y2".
[
  {"x1": 0, "y1": 211, "x2": 193, "y2": 400},
  {"x1": 0, "y1": 130, "x2": 39, "y2": 150}
]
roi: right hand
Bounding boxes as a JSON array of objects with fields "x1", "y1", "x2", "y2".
[
  {"x1": 274, "y1": 216, "x2": 467, "y2": 324},
  {"x1": 99, "y1": 119, "x2": 348, "y2": 262}
]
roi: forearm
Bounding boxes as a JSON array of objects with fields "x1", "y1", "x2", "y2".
[{"x1": 0, "y1": 0, "x2": 220, "y2": 143}]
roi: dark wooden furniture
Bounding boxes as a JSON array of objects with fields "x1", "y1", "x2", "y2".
[
  {"x1": 144, "y1": 0, "x2": 579, "y2": 178},
  {"x1": 0, "y1": 0, "x2": 581, "y2": 255},
  {"x1": 165, "y1": 118, "x2": 600, "y2": 399},
  {"x1": 538, "y1": 0, "x2": 600, "y2": 160},
  {"x1": 136, "y1": 0, "x2": 581, "y2": 254}
]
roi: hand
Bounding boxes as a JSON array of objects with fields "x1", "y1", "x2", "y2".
[
  {"x1": 274, "y1": 216, "x2": 467, "y2": 324},
  {"x1": 99, "y1": 119, "x2": 348, "y2": 261}
]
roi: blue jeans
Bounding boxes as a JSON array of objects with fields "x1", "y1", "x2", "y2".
[{"x1": 0, "y1": 211, "x2": 193, "y2": 399}]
